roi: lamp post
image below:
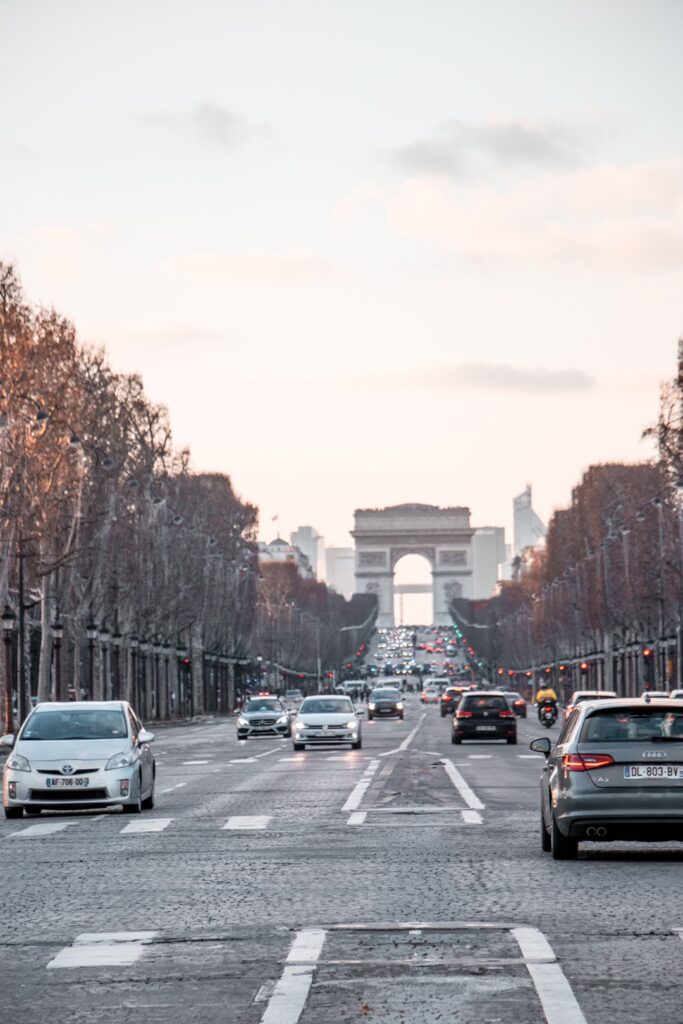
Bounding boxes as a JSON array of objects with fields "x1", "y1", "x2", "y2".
[
  {"x1": 139, "y1": 639, "x2": 150, "y2": 718},
  {"x1": 175, "y1": 643, "x2": 187, "y2": 717},
  {"x1": 51, "y1": 618, "x2": 64, "y2": 701},
  {"x1": 129, "y1": 635, "x2": 139, "y2": 709},
  {"x1": 99, "y1": 626, "x2": 111, "y2": 700},
  {"x1": 86, "y1": 619, "x2": 98, "y2": 700},
  {"x1": 2, "y1": 605, "x2": 17, "y2": 734},
  {"x1": 111, "y1": 630, "x2": 122, "y2": 699}
]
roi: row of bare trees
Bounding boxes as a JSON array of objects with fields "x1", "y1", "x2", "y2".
[
  {"x1": 453, "y1": 340, "x2": 683, "y2": 694},
  {"x1": 0, "y1": 263, "x2": 375, "y2": 726}
]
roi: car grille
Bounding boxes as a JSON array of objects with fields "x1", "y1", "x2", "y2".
[
  {"x1": 249, "y1": 719, "x2": 277, "y2": 727},
  {"x1": 37, "y1": 769, "x2": 96, "y2": 776},
  {"x1": 30, "y1": 789, "x2": 108, "y2": 801}
]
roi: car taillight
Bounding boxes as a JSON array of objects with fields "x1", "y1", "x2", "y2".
[
  {"x1": 442, "y1": 694, "x2": 453, "y2": 701},
  {"x1": 562, "y1": 753, "x2": 615, "y2": 772},
  {"x1": 456, "y1": 710, "x2": 472, "y2": 718},
  {"x1": 499, "y1": 710, "x2": 515, "y2": 718},
  {"x1": 513, "y1": 700, "x2": 524, "y2": 706}
]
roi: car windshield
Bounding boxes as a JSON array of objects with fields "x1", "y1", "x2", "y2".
[
  {"x1": 372, "y1": 690, "x2": 400, "y2": 700},
  {"x1": 464, "y1": 696, "x2": 507, "y2": 711},
  {"x1": 245, "y1": 699, "x2": 281, "y2": 713},
  {"x1": 580, "y1": 707, "x2": 683, "y2": 742},
  {"x1": 285, "y1": 691, "x2": 302, "y2": 699},
  {"x1": 300, "y1": 698, "x2": 353, "y2": 715},
  {"x1": 21, "y1": 709, "x2": 128, "y2": 741}
]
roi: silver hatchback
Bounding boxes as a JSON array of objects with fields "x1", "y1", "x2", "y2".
[
  {"x1": 532, "y1": 697, "x2": 683, "y2": 859},
  {"x1": 2, "y1": 701, "x2": 155, "y2": 818}
]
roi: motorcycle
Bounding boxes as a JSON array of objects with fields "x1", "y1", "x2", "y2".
[{"x1": 539, "y1": 699, "x2": 558, "y2": 728}]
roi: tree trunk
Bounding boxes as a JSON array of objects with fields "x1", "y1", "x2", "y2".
[{"x1": 37, "y1": 575, "x2": 53, "y2": 701}]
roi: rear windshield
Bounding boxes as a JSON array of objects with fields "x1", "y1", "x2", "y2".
[
  {"x1": 21, "y1": 709, "x2": 127, "y2": 741},
  {"x1": 300, "y1": 698, "x2": 353, "y2": 714},
  {"x1": 463, "y1": 696, "x2": 507, "y2": 711},
  {"x1": 580, "y1": 707, "x2": 683, "y2": 743}
]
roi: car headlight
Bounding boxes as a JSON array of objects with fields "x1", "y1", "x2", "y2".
[
  {"x1": 105, "y1": 751, "x2": 134, "y2": 771},
  {"x1": 6, "y1": 752, "x2": 30, "y2": 772},
  {"x1": 294, "y1": 721, "x2": 305, "y2": 730},
  {"x1": 396, "y1": 702, "x2": 403, "y2": 709},
  {"x1": 368, "y1": 703, "x2": 376, "y2": 710},
  {"x1": 346, "y1": 721, "x2": 358, "y2": 730},
  {"x1": 237, "y1": 717, "x2": 249, "y2": 727},
  {"x1": 276, "y1": 716, "x2": 288, "y2": 725}
]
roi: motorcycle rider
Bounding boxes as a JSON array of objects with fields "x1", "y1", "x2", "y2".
[{"x1": 534, "y1": 683, "x2": 558, "y2": 722}]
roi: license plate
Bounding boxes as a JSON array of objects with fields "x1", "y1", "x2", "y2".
[
  {"x1": 253, "y1": 726, "x2": 271, "y2": 731},
  {"x1": 624, "y1": 765, "x2": 683, "y2": 780},
  {"x1": 475, "y1": 725, "x2": 497, "y2": 731},
  {"x1": 45, "y1": 777, "x2": 90, "y2": 788}
]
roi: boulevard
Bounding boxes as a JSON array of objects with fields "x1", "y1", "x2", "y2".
[{"x1": 3, "y1": 698, "x2": 683, "y2": 1024}]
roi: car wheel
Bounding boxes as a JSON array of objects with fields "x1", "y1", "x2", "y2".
[
  {"x1": 507, "y1": 736, "x2": 517, "y2": 745},
  {"x1": 541, "y1": 811, "x2": 551, "y2": 852},
  {"x1": 399, "y1": 713, "x2": 404, "y2": 720},
  {"x1": 451, "y1": 733, "x2": 461, "y2": 744},
  {"x1": 352, "y1": 737, "x2": 362, "y2": 749},
  {"x1": 368, "y1": 714, "x2": 374, "y2": 720},
  {"x1": 4, "y1": 806, "x2": 23, "y2": 819},
  {"x1": 550, "y1": 812, "x2": 578, "y2": 860},
  {"x1": 141, "y1": 781, "x2": 155, "y2": 811},
  {"x1": 293, "y1": 742, "x2": 304, "y2": 752}
]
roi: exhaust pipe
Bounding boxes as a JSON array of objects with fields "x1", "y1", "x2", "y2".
[
  {"x1": 596, "y1": 826, "x2": 607, "y2": 838},
  {"x1": 586, "y1": 826, "x2": 597, "y2": 837}
]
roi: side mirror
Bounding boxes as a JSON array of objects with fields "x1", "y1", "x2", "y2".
[
  {"x1": 530, "y1": 737, "x2": 551, "y2": 756},
  {"x1": 138, "y1": 729, "x2": 155, "y2": 744},
  {"x1": 0, "y1": 733, "x2": 15, "y2": 748}
]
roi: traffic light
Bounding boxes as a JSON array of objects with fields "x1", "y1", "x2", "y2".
[{"x1": 642, "y1": 646, "x2": 654, "y2": 685}]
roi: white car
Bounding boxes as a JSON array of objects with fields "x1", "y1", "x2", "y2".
[{"x1": 292, "y1": 695, "x2": 362, "y2": 750}]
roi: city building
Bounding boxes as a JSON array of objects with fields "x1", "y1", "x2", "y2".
[
  {"x1": 258, "y1": 538, "x2": 314, "y2": 578},
  {"x1": 290, "y1": 526, "x2": 324, "y2": 579},
  {"x1": 324, "y1": 547, "x2": 355, "y2": 599},
  {"x1": 513, "y1": 485, "x2": 546, "y2": 555},
  {"x1": 472, "y1": 527, "x2": 506, "y2": 599}
]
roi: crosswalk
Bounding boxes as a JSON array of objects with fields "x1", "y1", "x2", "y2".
[{"x1": 5, "y1": 815, "x2": 277, "y2": 838}]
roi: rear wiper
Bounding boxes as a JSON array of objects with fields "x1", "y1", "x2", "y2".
[{"x1": 651, "y1": 736, "x2": 683, "y2": 742}]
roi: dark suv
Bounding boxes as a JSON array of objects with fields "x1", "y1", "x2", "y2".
[{"x1": 451, "y1": 691, "x2": 517, "y2": 745}]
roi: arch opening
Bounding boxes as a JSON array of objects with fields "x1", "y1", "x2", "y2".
[{"x1": 393, "y1": 553, "x2": 433, "y2": 626}]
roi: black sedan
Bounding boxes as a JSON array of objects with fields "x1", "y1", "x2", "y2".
[
  {"x1": 451, "y1": 692, "x2": 517, "y2": 745},
  {"x1": 367, "y1": 687, "x2": 405, "y2": 720}
]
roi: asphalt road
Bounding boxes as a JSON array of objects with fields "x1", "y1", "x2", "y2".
[{"x1": 3, "y1": 702, "x2": 681, "y2": 1023}]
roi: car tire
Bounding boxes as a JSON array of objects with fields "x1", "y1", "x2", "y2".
[
  {"x1": 368, "y1": 714, "x2": 373, "y2": 720},
  {"x1": 507, "y1": 736, "x2": 517, "y2": 745},
  {"x1": 141, "y1": 782, "x2": 155, "y2": 811},
  {"x1": 451, "y1": 733, "x2": 461, "y2": 744},
  {"x1": 550, "y1": 812, "x2": 578, "y2": 860},
  {"x1": 293, "y1": 742, "x2": 304, "y2": 751},
  {"x1": 352, "y1": 737, "x2": 362, "y2": 749},
  {"x1": 399, "y1": 713, "x2": 404, "y2": 720},
  {"x1": 4, "y1": 806, "x2": 23, "y2": 819},
  {"x1": 541, "y1": 811, "x2": 551, "y2": 852}
]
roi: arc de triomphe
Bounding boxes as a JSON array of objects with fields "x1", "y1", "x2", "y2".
[{"x1": 351, "y1": 504, "x2": 474, "y2": 627}]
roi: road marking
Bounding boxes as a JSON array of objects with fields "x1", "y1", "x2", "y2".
[
  {"x1": 11, "y1": 822, "x2": 72, "y2": 838},
  {"x1": 279, "y1": 757, "x2": 306, "y2": 762},
  {"x1": 441, "y1": 759, "x2": 485, "y2": 811},
  {"x1": 467, "y1": 754, "x2": 492, "y2": 759},
  {"x1": 342, "y1": 759, "x2": 380, "y2": 812},
  {"x1": 512, "y1": 927, "x2": 587, "y2": 1024},
  {"x1": 47, "y1": 931, "x2": 158, "y2": 969},
  {"x1": 182, "y1": 760, "x2": 211, "y2": 765},
  {"x1": 347, "y1": 811, "x2": 366, "y2": 826},
  {"x1": 462, "y1": 810, "x2": 483, "y2": 824},
  {"x1": 223, "y1": 815, "x2": 272, "y2": 830},
  {"x1": 519, "y1": 754, "x2": 543, "y2": 759},
  {"x1": 254, "y1": 747, "x2": 282, "y2": 759},
  {"x1": 378, "y1": 714, "x2": 425, "y2": 757},
  {"x1": 120, "y1": 818, "x2": 173, "y2": 834},
  {"x1": 261, "y1": 929, "x2": 326, "y2": 1024}
]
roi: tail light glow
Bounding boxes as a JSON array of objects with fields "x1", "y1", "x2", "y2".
[
  {"x1": 456, "y1": 710, "x2": 472, "y2": 718},
  {"x1": 562, "y1": 753, "x2": 615, "y2": 772},
  {"x1": 498, "y1": 710, "x2": 515, "y2": 718}
]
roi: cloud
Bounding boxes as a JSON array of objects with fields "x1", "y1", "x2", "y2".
[
  {"x1": 384, "y1": 361, "x2": 595, "y2": 394},
  {"x1": 394, "y1": 118, "x2": 596, "y2": 178},
  {"x1": 162, "y1": 247, "x2": 331, "y2": 283},
  {"x1": 143, "y1": 102, "x2": 248, "y2": 147}
]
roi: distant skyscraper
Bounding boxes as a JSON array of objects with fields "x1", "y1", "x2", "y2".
[
  {"x1": 513, "y1": 485, "x2": 546, "y2": 555},
  {"x1": 325, "y1": 547, "x2": 355, "y2": 599},
  {"x1": 290, "y1": 526, "x2": 324, "y2": 579},
  {"x1": 472, "y1": 527, "x2": 506, "y2": 599}
]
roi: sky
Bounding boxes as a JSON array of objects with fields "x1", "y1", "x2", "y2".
[{"x1": 2, "y1": 0, "x2": 683, "y2": 569}]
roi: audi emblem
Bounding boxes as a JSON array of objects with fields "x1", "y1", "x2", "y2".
[{"x1": 642, "y1": 751, "x2": 667, "y2": 759}]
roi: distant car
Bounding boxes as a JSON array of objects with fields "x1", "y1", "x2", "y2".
[
  {"x1": 563, "y1": 690, "x2": 617, "y2": 721},
  {"x1": 284, "y1": 689, "x2": 304, "y2": 704},
  {"x1": 503, "y1": 692, "x2": 527, "y2": 718},
  {"x1": 640, "y1": 690, "x2": 670, "y2": 699},
  {"x1": 440, "y1": 686, "x2": 468, "y2": 717},
  {"x1": 670, "y1": 689, "x2": 683, "y2": 700},
  {"x1": 2, "y1": 701, "x2": 155, "y2": 817},
  {"x1": 292, "y1": 695, "x2": 361, "y2": 750},
  {"x1": 368, "y1": 687, "x2": 404, "y2": 720},
  {"x1": 451, "y1": 691, "x2": 517, "y2": 745},
  {"x1": 236, "y1": 697, "x2": 292, "y2": 739},
  {"x1": 533, "y1": 696, "x2": 683, "y2": 859},
  {"x1": 420, "y1": 688, "x2": 440, "y2": 704}
]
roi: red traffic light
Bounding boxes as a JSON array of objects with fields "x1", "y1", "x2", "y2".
[
  {"x1": 580, "y1": 661, "x2": 589, "y2": 672},
  {"x1": 643, "y1": 647, "x2": 653, "y2": 658}
]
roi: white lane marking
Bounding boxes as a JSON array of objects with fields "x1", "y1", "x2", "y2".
[
  {"x1": 347, "y1": 811, "x2": 367, "y2": 826},
  {"x1": 11, "y1": 822, "x2": 72, "y2": 838},
  {"x1": 254, "y1": 747, "x2": 282, "y2": 759},
  {"x1": 181, "y1": 760, "x2": 211, "y2": 765},
  {"x1": 230, "y1": 758, "x2": 257, "y2": 764},
  {"x1": 467, "y1": 754, "x2": 492, "y2": 759},
  {"x1": 378, "y1": 714, "x2": 425, "y2": 757},
  {"x1": 512, "y1": 927, "x2": 587, "y2": 1024},
  {"x1": 47, "y1": 931, "x2": 158, "y2": 969},
  {"x1": 442, "y1": 759, "x2": 485, "y2": 811},
  {"x1": 120, "y1": 818, "x2": 173, "y2": 834},
  {"x1": 175, "y1": 782, "x2": 187, "y2": 788},
  {"x1": 279, "y1": 757, "x2": 306, "y2": 762},
  {"x1": 342, "y1": 759, "x2": 380, "y2": 812},
  {"x1": 519, "y1": 754, "x2": 543, "y2": 759},
  {"x1": 261, "y1": 929, "x2": 326, "y2": 1024},
  {"x1": 462, "y1": 810, "x2": 483, "y2": 824},
  {"x1": 222, "y1": 815, "x2": 271, "y2": 830}
]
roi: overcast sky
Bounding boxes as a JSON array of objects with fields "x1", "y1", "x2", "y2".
[{"x1": 2, "y1": 0, "x2": 682, "y2": 564}]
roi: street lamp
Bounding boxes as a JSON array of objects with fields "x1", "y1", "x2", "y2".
[
  {"x1": 111, "y1": 630, "x2": 122, "y2": 699},
  {"x1": 129, "y1": 634, "x2": 139, "y2": 709},
  {"x1": 99, "y1": 626, "x2": 111, "y2": 701},
  {"x1": 2, "y1": 605, "x2": 16, "y2": 734},
  {"x1": 51, "y1": 618, "x2": 64, "y2": 702},
  {"x1": 86, "y1": 619, "x2": 98, "y2": 700}
]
